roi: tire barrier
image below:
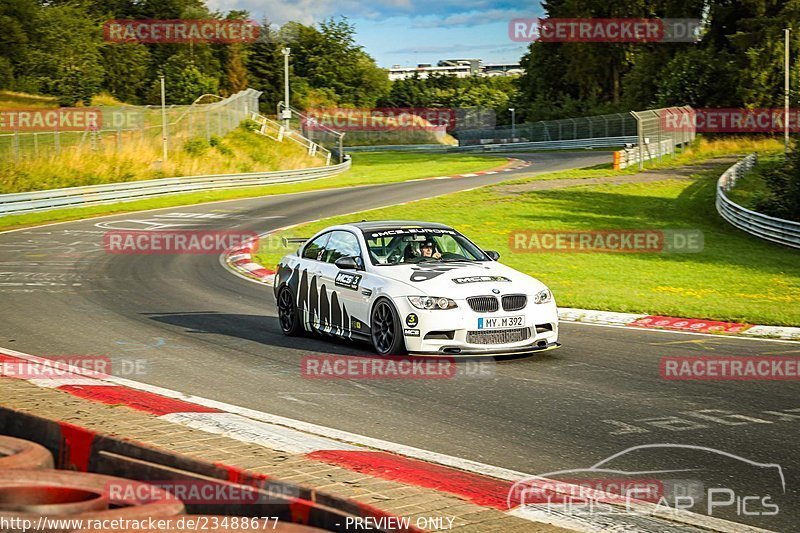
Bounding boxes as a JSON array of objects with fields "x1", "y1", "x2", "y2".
[
  {"x1": 0, "y1": 436, "x2": 54, "y2": 470},
  {"x1": 0, "y1": 470, "x2": 185, "y2": 519},
  {"x1": 0, "y1": 408, "x2": 418, "y2": 532}
]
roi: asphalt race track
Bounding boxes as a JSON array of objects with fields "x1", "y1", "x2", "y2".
[{"x1": 1, "y1": 151, "x2": 797, "y2": 531}]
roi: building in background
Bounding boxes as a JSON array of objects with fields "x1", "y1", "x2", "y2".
[{"x1": 387, "y1": 59, "x2": 522, "y2": 81}]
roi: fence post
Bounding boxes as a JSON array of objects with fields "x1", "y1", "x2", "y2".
[
  {"x1": 656, "y1": 110, "x2": 662, "y2": 162},
  {"x1": 632, "y1": 111, "x2": 644, "y2": 170}
]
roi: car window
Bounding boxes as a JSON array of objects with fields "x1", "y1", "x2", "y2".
[
  {"x1": 302, "y1": 232, "x2": 331, "y2": 261},
  {"x1": 322, "y1": 231, "x2": 362, "y2": 263},
  {"x1": 363, "y1": 228, "x2": 487, "y2": 265}
]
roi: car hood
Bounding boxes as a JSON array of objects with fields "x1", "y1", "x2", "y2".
[{"x1": 373, "y1": 261, "x2": 548, "y2": 297}]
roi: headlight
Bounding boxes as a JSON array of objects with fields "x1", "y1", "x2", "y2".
[
  {"x1": 407, "y1": 296, "x2": 457, "y2": 310},
  {"x1": 533, "y1": 289, "x2": 552, "y2": 304}
]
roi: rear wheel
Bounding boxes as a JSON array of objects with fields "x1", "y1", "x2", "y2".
[
  {"x1": 277, "y1": 286, "x2": 303, "y2": 336},
  {"x1": 370, "y1": 299, "x2": 405, "y2": 355}
]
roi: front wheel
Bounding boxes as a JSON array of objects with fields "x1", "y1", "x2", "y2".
[
  {"x1": 277, "y1": 286, "x2": 303, "y2": 336},
  {"x1": 370, "y1": 299, "x2": 406, "y2": 355}
]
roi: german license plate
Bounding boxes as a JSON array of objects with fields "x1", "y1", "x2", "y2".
[{"x1": 477, "y1": 315, "x2": 524, "y2": 329}]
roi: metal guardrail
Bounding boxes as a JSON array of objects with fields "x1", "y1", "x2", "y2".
[
  {"x1": 463, "y1": 136, "x2": 636, "y2": 152},
  {"x1": 0, "y1": 159, "x2": 351, "y2": 216},
  {"x1": 344, "y1": 144, "x2": 453, "y2": 153},
  {"x1": 344, "y1": 136, "x2": 636, "y2": 154},
  {"x1": 614, "y1": 139, "x2": 675, "y2": 169},
  {"x1": 716, "y1": 153, "x2": 800, "y2": 249}
]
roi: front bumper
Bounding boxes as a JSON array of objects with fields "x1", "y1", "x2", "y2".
[
  {"x1": 408, "y1": 341, "x2": 561, "y2": 357},
  {"x1": 393, "y1": 296, "x2": 559, "y2": 357}
]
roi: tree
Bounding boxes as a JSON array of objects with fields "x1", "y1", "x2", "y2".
[
  {"x1": 0, "y1": 0, "x2": 37, "y2": 89},
  {"x1": 23, "y1": 3, "x2": 104, "y2": 105},
  {"x1": 279, "y1": 18, "x2": 389, "y2": 107},
  {"x1": 246, "y1": 21, "x2": 284, "y2": 111},
  {"x1": 656, "y1": 46, "x2": 742, "y2": 107},
  {"x1": 157, "y1": 52, "x2": 218, "y2": 104},
  {"x1": 102, "y1": 43, "x2": 150, "y2": 103}
]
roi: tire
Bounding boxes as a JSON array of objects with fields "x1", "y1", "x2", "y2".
[
  {"x1": 0, "y1": 436, "x2": 54, "y2": 470},
  {"x1": 277, "y1": 285, "x2": 303, "y2": 337},
  {"x1": 0, "y1": 469, "x2": 184, "y2": 519},
  {"x1": 370, "y1": 298, "x2": 406, "y2": 355}
]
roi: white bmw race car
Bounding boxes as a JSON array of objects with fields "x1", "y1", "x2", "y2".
[{"x1": 273, "y1": 221, "x2": 560, "y2": 356}]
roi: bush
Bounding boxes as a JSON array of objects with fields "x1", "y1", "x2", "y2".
[
  {"x1": 209, "y1": 136, "x2": 233, "y2": 156},
  {"x1": 240, "y1": 119, "x2": 260, "y2": 132},
  {"x1": 183, "y1": 138, "x2": 209, "y2": 156},
  {"x1": 755, "y1": 149, "x2": 800, "y2": 222}
]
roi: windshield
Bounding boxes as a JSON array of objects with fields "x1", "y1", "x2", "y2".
[{"x1": 362, "y1": 227, "x2": 488, "y2": 265}]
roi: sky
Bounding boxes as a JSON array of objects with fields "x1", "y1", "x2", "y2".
[{"x1": 207, "y1": 0, "x2": 545, "y2": 67}]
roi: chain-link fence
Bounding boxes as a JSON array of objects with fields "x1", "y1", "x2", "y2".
[
  {"x1": 0, "y1": 89, "x2": 262, "y2": 162},
  {"x1": 456, "y1": 112, "x2": 637, "y2": 146},
  {"x1": 631, "y1": 106, "x2": 695, "y2": 167}
]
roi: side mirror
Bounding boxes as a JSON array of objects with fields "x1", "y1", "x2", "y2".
[
  {"x1": 485, "y1": 250, "x2": 500, "y2": 261},
  {"x1": 335, "y1": 256, "x2": 361, "y2": 270}
]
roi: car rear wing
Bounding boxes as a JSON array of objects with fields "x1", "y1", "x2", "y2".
[{"x1": 281, "y1": 237, "x2": 309, "y2": 248}]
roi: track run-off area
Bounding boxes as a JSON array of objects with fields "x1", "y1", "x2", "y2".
[{"x1": 1, "y1": 151, "x2": 797, "y2": 531}]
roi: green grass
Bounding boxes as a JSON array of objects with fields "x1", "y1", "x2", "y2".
[
  {"x1": 255, "y1": 160, "x2": 799, "y2": 326},
  {"x1": 0, "y1": 90, "x2": 58, "y2": 109},
  {"x1": 0, "y1": 152, "x2": 506, "y2": 232}
]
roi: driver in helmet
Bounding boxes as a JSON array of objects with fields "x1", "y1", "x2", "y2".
[{"x1": 419, "y1": 239, "x2": 442, "y2": 260}]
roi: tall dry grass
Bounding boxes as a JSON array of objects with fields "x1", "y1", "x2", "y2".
[{"x1": 0, "y1": 125, "x2": 321, "y2": 194}]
